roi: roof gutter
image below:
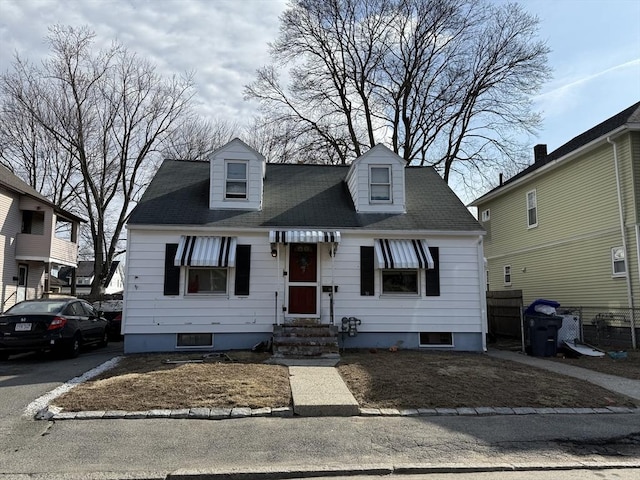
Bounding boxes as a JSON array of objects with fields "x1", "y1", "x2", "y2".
[{"x1": 608, "y1": 135, "x2": 637, "y2": 349}]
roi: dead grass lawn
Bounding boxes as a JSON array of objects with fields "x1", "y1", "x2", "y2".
[
  {"x1": 548, "y1": 350, "x2": 640, "y2": 380},
  {"x1": 337, "y1": 350, "x2": 637, "y2": 409},
  {"x1": 53, "y1": 349, "x2": 638, "y2": 412}
]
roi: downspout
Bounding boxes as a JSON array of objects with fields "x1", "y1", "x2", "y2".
[
  {"x1": 477, "y1": 235, "x2": 488, "y2": 352},
  {"x1": 608, "y1": 136, "x2": 637, "y2": 348},
  {"x1": 276, "y1": 244, "x2": 281, "y2": 326}
]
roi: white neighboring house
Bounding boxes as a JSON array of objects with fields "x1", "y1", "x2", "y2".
[
  {"x1": 0, "y1": 165, "x2": 83, "y2": 312},
  {"x1": 122, "y1": 139, "x2": 487, "y2": 354},
  {"x1": 57, "y1": 261, "x2": 125, "y2": 295}
]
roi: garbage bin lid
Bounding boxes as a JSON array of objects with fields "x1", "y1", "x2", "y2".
[{"x1": 524, "y1": 299, "x2": 560, "y2": 315}]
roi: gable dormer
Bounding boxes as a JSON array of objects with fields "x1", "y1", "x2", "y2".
[
  {"x1": 345, "y1": 144, "x2": 406, "y2": 213},
  {"x1": 208, "y1": 138, "x2": 265, "y2": 211}
]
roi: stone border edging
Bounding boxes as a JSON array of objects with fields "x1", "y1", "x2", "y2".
[{"x1": 35, "y1": 405, "x2": 640, "y2": 421}]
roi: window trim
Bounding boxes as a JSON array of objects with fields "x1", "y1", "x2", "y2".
[
  {"x1": 369, "y1": 165, "x2": 392, "y2": 203},
  {"x1": 481, "y1": 209, "x2": 490, "y2": 222},
  {"x1": 503, "y1": 265, "x2": 512, "y2": 286},
  {"x1": 380, "y1": 268, "x2": 420, "y2": 296},
  {"x1": 176, "y1": 333, "x2": 214, "y2": 349},
  {"x1": 526, "y1": 189, "x2": 537, "y2": 228},
  {"x1": 224, "y1": 160, "x2": 248, "y2": 200},
  {"x1": 611, "y1": 246, "x2": 626, "y2": 277},
  {"x1": 185, "y1": 266, "x2": 229, "y2": 296},
  {"x1": 419, "y1": 332, "x2": 454, "y2": 347}
]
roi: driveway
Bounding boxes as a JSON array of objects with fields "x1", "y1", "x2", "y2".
[{"x1": 0, "y1": 342, "x2": 123, "y2": 451}]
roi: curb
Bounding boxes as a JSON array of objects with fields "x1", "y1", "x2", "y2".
[
  {"x1": 35, "y1": 404, "x2": 640, "y2": 421},
  {"x1": 3, "y1": 462, "x2": 639, "y2": 480}
]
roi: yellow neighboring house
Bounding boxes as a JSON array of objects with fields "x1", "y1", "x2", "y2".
[
  {"x1": 0, "y1": 165, "x2": 84, "y2": 311},
  {"x1": 471, "y1": 101, "x2": 640, "y2": 310}
]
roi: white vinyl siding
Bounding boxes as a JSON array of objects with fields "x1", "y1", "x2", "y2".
[{"x1": 123, "y1": 230, "x2": 484, "y2": 336}]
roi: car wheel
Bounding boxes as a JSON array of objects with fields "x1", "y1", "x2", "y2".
[
  {"x1": 98, "y1": 329, "x2": 108, "y2": 348},
  {"x1": 66, "y1": 334, "x2": 81, "y2": 358}
]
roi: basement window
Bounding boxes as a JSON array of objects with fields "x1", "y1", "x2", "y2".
[
  {"x1": 419, "y1": 332, "x2": 453, "y2": 347},
  {"x1": 176, "y1": 333, "x2": 213, "y2": 348}
]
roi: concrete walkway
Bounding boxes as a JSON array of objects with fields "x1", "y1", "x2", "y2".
[
  {"x1": 289, "y1": 366, "x2": 360, "y2": 416},
  {"x1": 487, "y1": 349, "x2": 640, "y2": 402}
]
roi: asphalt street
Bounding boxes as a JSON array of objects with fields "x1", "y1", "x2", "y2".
[{"x1": 1, "y1": 344, "x2": 639, "y2": 479}]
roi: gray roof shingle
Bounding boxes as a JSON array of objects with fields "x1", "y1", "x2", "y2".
[{"x1": 128, "y1": 161, "x2": 482, "y2": 233}]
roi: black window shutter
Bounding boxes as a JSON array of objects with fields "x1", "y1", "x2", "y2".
[
  {"x1": 164, "y1": 244, "x2": 180, "y2": 296},
  {"x1": 425, "y1": 247, "x2": 440, "y2": 296},
  {"x1": 234, "y1": 245, "x2": 251, "y2": 296},
  {"x1": 360, "y1": 246, "x2": 375, "y2": 296}
]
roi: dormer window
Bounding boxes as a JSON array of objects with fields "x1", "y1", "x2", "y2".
[
  {"x1": 370, "y1": 166, "x2": 391, "y2": 202},
  {"x1": 225, "y1": 161, "x2": 248, "y2": 200}
]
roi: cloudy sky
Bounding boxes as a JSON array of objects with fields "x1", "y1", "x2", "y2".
[{"x1": 1, "y1": 0, "x2": 639, "y2": 159}]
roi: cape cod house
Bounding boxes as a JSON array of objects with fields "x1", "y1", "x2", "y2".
[
  {"x1": 0, "y1": 165, "x2": 83, "y2": 312},
  {"x1": 122, "y1": 139, "x2": 486, "y2": 354}
]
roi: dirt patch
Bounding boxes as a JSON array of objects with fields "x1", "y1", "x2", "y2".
[
  {"x1": 53, "y1": 349, "x2": 637, "y2": 412},
  {"x1": 336, "y1": 350, "x2": 636, "y2": 409}
]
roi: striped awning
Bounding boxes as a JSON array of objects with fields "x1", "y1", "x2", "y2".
[
  {"x1": 374, "y1": 239, "x2": 434, "y2": 269},
  {"x1": 174, "y1": 236, "x2": 237, "y2": 267},
  {"x1": 269, "y1": 230, "x2": 341, "y2": 244}
]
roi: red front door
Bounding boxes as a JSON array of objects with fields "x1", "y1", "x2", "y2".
[{"x1": 288, "y1": 243, "x2": 318, "y2": 315}]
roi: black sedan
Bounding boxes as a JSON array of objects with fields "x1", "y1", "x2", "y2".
[{"x1": 0, "y1": 298, "x2": 109, "y2": 360}]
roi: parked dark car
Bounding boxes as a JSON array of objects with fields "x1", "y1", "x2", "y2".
[
  {"x1": 0, "y1": 298, "x2": 109, "y2": 360},
  {"x1": 91, "y1": 300, "x2": 122, "y2": 341}
]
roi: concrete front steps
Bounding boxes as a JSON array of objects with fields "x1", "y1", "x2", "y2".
[{"x1": 272, "y1": 319, "x2": 339, "y2": 359}]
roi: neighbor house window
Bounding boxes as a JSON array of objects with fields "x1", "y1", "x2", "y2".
[
  {"x1": 527, "y1": 189, "x2": 537, "y2": 227},
  {"x1": 503, "y1": 265, "x2": 511, "y2": 285},
  {"x1": 381, "y1": 270, "x2": 418, "y2": 294},
  {"x1": 481, "y1": 209, "x2": 490, "y2": 222},
  {"x1": 187, "y1": 267, "x2": 228, "y2": 294},
  {"x1": 225, "y1": 161, "x2": 248, "y2": 199},
  {"x1": 177, "y1": 333, "x2": 213, "y2": 348},
  {"x1": 370, "y1": 166, "x2": 391, "y2": 202},
  {"x1": 612, "y1": 246, "x2": 626, "y2": 276},
  {"x1": 419, "y1": 332, "x2": 453, "y2": 347}
]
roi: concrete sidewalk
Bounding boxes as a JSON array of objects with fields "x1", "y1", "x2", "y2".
[
  {"x1": 487, "y1": 349, "x2": 640, "y2": 402},
  {"x1": 289, "y1": 366, "x2": 359, "y2": 416}
]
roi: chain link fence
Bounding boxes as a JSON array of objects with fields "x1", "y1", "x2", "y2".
[{"x1": 557, "y1": 306, "x2": 639, "y2": 349}]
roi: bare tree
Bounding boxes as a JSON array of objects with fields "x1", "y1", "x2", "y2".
[
  {"x1": 245, "y1": 0, "x2": 550, "y2": 186},
  {"x1": 163, "y1": 115, "x2": 241, "y2": 161},
  {"x1": 1, "y1": 25, "x2": 198, "y2": 295}
]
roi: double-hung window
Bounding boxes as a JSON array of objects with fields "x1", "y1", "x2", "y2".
[
  {"x1": 503, "y1": 265, "x2": 512, "y2": 286},
  {"x1": 187, "y1": 267, "x2": 228, "y2": 294},
  {"x1": 370, "y1": 166, "x2": 391, "y2": 202},
  {"x1": 612, "y1": 247, "x2": 626, "y2": 276},
  {"x1": 225, "y1": 161, "x2": 247, "y2": 199},
  {"x1": 527, "y1": 189, "x2": 537, "y2": 228}
]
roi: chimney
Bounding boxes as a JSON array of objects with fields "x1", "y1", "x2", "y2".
[{"x1": 534, "y1": 144, "x2": 547, "y2": 163}]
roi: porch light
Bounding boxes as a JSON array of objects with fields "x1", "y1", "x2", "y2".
[{"x1": 271, "y1": 243, "x2": 278, "y2": 258}]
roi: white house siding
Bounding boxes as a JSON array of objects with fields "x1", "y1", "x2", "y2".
[
  {"x1": 123, "y1": 228, "x2": 485, "y2": 353},
  {"x1": 209, "y1": 141, "x2": 264, "y2": 211},
  {"x1": 345, "y1": 146, "x2": 406, "y2": 213},
  {"x1": 1, "y1": 187, "x2": 21, "y2": 311}
]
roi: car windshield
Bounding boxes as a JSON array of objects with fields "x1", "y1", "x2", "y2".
[{"x1": 5, "y1": 301, "x2": 66, "y2": 315}]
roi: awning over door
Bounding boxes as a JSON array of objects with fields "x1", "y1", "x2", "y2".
[
  {"x1": 374, "y1": 239, "x2": 434, "y2": 269},
  {"x1": 174, "y1": 236, "x2": 237, "y2": 267},
  {"x1": 269, "y1": 230, "x2": 341, "y2": 244}
]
